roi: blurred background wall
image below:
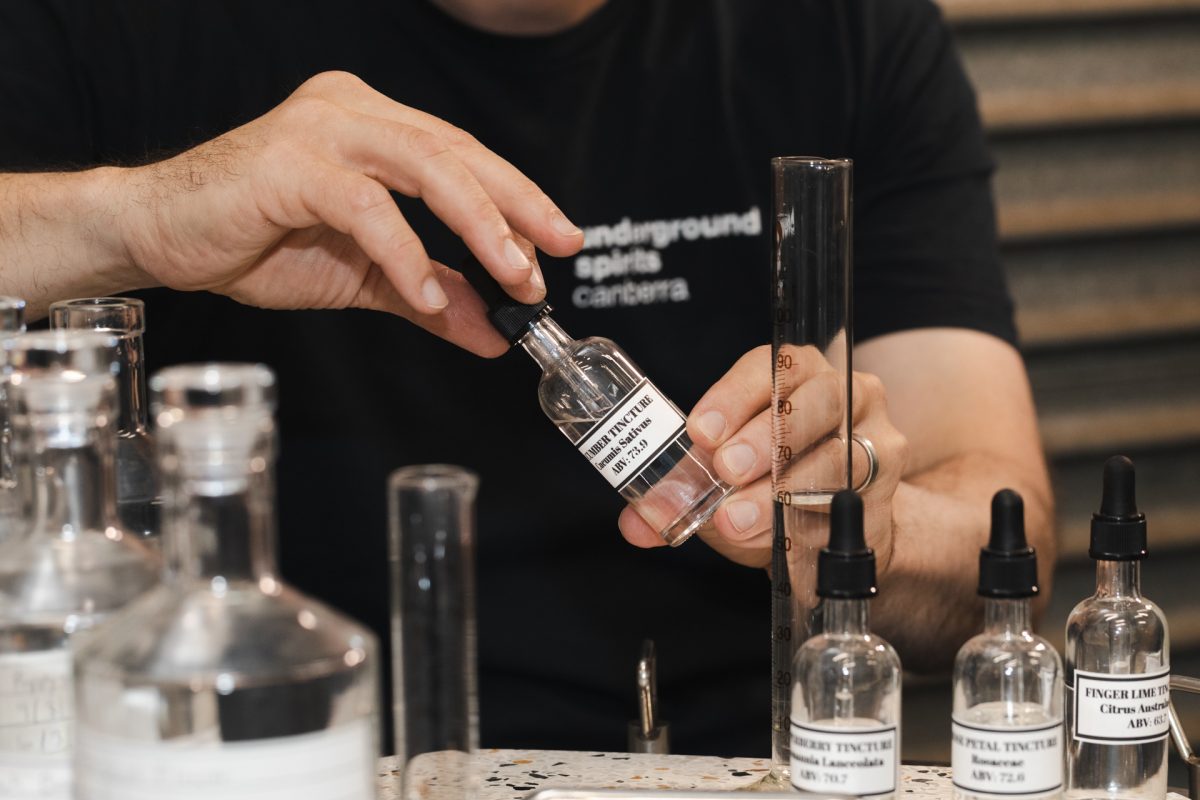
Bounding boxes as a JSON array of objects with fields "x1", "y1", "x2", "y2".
[{"x1": 903, "y1": 0, "x2": 1200, "y2": 784}]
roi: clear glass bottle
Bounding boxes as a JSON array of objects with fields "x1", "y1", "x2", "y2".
[
  {"x1": 0, "y1": 330, "x2": 158, "y2": 800},
  {"x1": 1065, "y1": 457, "x2": 1169, "y2": 800},
  {"x1": 50, "y1": 297, "x2": 159, "y2": 540},
  {"x1": 461, "y1": 255, "x2": 733, "y2": 545},
  {"x1": 790, "y1": 490, "x2": 901, "y2": 799},
  {"x1": 73, "y1": 363, "x2": 379, "y2": 800},
  {"x1": 0, "y1": 296, "x2": 27, "y2": 543},
  {"x1": 952, "y1": 489, "x2": 1063, "y2": 800}
]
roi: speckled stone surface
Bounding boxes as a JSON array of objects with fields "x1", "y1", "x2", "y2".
[
  {"x1": 376, "y1": 750, "x2": 1073, "y2": 800},
  {"x1": 379, "y1": 751, "x2": 1190, "y2": 800}
]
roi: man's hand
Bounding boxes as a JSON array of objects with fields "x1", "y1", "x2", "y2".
[
  {"x1": 617, "y1": 330, "x2": 1053, "y2": 671},
  {"x1": 1, "y1": 71, "x2": 584, "y2": 354},
  {"x1": 616, "y1": 345, "x2": 910, "y2": 569}
]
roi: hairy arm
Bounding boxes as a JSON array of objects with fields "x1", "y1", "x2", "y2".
[
  {"x1": 0, "y1": 169, "x2": 146, "y2": 319},
  {"x1": 859, "y1": 327, "x2": 1054, "y2": 670}
]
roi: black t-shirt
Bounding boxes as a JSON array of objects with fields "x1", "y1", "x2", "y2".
[{"x1": 0, "y1": 0, "x2": 1014, "y2": 756}]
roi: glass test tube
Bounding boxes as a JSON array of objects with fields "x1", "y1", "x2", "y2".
[
  {"x1": 768, "y1": 157, "x2": 853, "y2": 782},
  {"x1": 49, "y1": 297, "x2": 159, "y2": 539},
  {"x1": 390, "y1": 465, "x2": 479, "y2": 800}
]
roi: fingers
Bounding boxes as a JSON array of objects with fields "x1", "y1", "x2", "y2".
[
  {"x1": 273, "y1": 158, "x2": 452, "y2": 315},
  {"x1": 293, "y1": 72, "x2": 584, "y2": 260},
  {"x1": 330, "y1": 110, "x2": 547, "y2": 301}
]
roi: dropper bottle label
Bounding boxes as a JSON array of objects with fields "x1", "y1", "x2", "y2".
[
  {"x1": 573, "y1": 378, "x2": 685, "y2": 489},
  {"x1": 1071, "y1": 669, "x2": 1170, "y2": 744}
]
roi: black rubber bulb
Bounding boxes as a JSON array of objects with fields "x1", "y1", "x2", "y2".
[
  {"x1": 1099, "y1": 455, "x2": 1138, "y2": 519},
  {"x1": 828, "y1": 489, "x2": 868, "y2": 555},
  {"x1": 987, "y1": 489, "x2": 1029, "y2": 555}
]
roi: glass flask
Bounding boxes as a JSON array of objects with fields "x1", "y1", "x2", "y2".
[
  {"x1": 790, "y1": 490, "x2": 900, "y2": 799},
  {"x1": 952, "y1": 490, "x2": 1063, "y2": 800},
  {"x1": 390, "y1": 464, "x2": 479, "y2": 800},
  {"x1": 0, "y1": 296, "x2": 27, "y2": 543},
  {"x1": 770, "y1": 156, "x2": 853, "y2": 781},
  {"x1": 50, "y1": 297, "x2": 159, "y2": 539},
  {"x1": 1065, "y1": 457, "x2": 1169, "y2": 800},
  {"x1": 0, "y1": 330, "x2": 158, "y2": 800},
  {"x1": 460, "y1": 256, "x2": 733, "y2": 546},
  {"x1": 72, "y1": 363, "x2": 379, "y2": 800}
]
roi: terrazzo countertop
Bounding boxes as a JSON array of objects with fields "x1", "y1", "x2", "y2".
[{"x1": 378, "y1": 750, "x2": 968, "y2": 800}]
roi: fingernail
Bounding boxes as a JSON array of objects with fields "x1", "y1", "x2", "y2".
[
  {"x1": 550, "y1": 210, "x2": 582, "y2": 237},
  {"x1": 422, "y1": 276, "x2": 449, "y2": 310},
  {"x1": 720, "y1": 443, "x2": 757, "y2": 477},
  {"x1": 694, "y1": 410, "x2": 726, "y2": 443},
  {"x1": 504, "y1": 238, "x2": 532, "y2": 272},
  {"x1": 530, "y1": 267, "x2": 545, "y2": 293},
  {"x1": 725, "y1": 500, "x2": 760, "y2": 534}
]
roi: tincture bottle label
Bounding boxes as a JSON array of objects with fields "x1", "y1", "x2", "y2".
[
  {"x1": 0, "y1": 649, "x2": 72, "y2": 800},
  {"x1": 76, "y1": 719, "x2": 375, "y2": 800},
  {"x1": 1072, "y1": 668, "x2": 1170, "y2": 744},
  {"x1": 790, "y1": 719, "x2": 897, "y2": 796},
  {"x1": 951, "y1": 717, "x2": 1063, "y2": 796},
  {"x1": 572, "y1": 378, "x2": 686, "y2": 491}
]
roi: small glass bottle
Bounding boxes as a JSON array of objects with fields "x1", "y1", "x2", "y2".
[
  {"x1": 0, "y1": 296, "x2": 27, "y2": 543},
  {"x1": 952, "y1": 489, "x2": 1063, "y2": 800},
  {"x1": 50, "y1": 297, "x2": 159, "y2": 539},
  {"x1": 790, "y1": 490, "x2": 901, "y2": 799},
  {"x1": 1065, "y1": 456, "x2": 1169, "y2": 800},
  {"x1": 460, "y1": 255, "x2": 733, "y2": 545},
  {"x1": 73, "y1": 363, "x2": 379, "y2": 800},
  {"x1": 0, "y1": 330, "x2": 158, "y2": 800}
]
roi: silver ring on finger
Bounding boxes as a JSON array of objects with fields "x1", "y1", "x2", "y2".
[{"x1": 851, "y1": 433, "x2": 878, "y2": 493}]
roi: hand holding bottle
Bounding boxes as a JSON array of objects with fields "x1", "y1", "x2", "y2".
[
  {"x1": 0, "y1": 71, "x2": 583, "y2": 355},
  {"x1": 617, "y1": 344, "x2": 910, "y2": 568}
]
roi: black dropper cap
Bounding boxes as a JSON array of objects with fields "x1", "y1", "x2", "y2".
[
  {"x1": 1089, "y1": 455, "x2": 1148, "y2": 561},
  {"x1": 978, "y1": 489, "x2": 1039, "y2": 598},
  {"x1": 458, "y1": 252, "x2": 551, "y2": 345},
  {"x1": 817, "y1": 490, "x2": 877, "y2": 599}
]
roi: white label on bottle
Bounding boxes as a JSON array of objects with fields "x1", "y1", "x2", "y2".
[
  {"x1": 572, "y1": 378, "x2": 686, "y2": 491},
  {"x1": 0, "y1": 649, "x2": 73, "y2": 800},
  {"x1": 790, "y1": 719, "x2": 898, "y2": 797},
  {"x1": 75, "y1": 719, "x2": 376, "y2": 800},
  {"x1": 1072, "y1": 668, "x2": 1170, "y2": 744},
  {"x1": 951, "y1": 717, "x2": 1063, "y2": 796}
]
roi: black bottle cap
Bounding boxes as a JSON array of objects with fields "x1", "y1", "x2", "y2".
[
  {"x1": 817, "y1": 490, "x2": 877, "y2": 600},
  {"x1": 1089, "y1": 455, "x2": 1148, "y2": 561},
  {"x1": 978, "y1": 489, "x2": 1039, "y2": 598},
  {"x1": 458, "y1": 252, "x2": 551, "y2": 345}
]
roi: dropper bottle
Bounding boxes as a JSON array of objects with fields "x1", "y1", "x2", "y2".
[
  {"x1": 952, "y1": 489, "x2": 1063, "y2": 800},
  {"x1": 790, "y1": 490, "x2": 901, "y2": 799},
  {"x1": 459, "y1": 254, "x2": 733, "y2": 545},
  {"x1": 1065, "y1": 456, "x2": 1169, "y2": 800}
]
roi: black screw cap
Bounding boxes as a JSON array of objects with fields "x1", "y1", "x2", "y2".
[
  {"x1": 1089, "y1": 455, "x2": 1148, "y2": 561},
  {"x1": 458, "y1": 252, "x2": 551, "y2": 345},
  {"x1": 978, "y1": 489, "x2": 1039, "y2": 598},
  {"x1": 817, "y1": 490, "x2": 877, "y2": 600}
]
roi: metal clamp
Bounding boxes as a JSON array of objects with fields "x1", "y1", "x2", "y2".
[{"x1": 1169, "y1": 675, "x2": 1200, "y2": 799}]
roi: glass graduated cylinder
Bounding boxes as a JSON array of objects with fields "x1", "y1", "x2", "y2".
[
  {"x1": 521, "y1": 317, "x2": 731, "y2": 546},
  {"x1": 1064, "y1": 561, "x2": 1169, "y2": 800}
]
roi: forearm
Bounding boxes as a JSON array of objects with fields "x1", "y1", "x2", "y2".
[
  {"x1": 0, "y1": 169, "x2": 149, "y2": 319},
  {"x1": 873, "y1": 451, "x2": 1055, "y2": 672}
]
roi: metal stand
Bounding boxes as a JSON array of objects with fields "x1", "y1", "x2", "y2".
[{"x1": 1169, "y1": 675, "x2": 1200, "y2": 799}]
